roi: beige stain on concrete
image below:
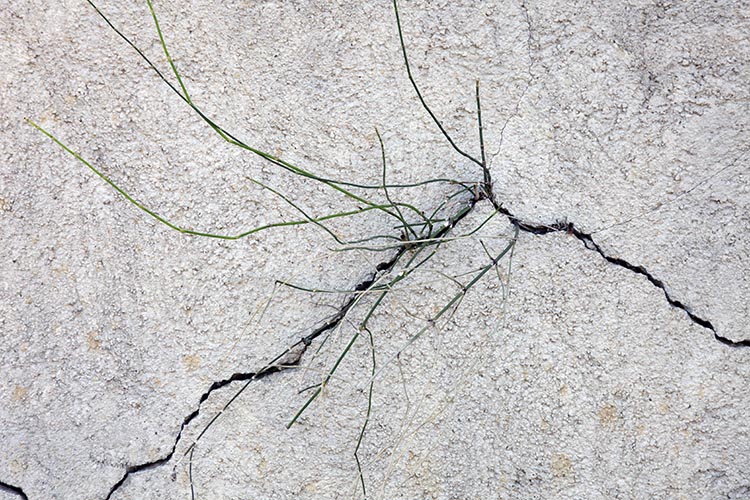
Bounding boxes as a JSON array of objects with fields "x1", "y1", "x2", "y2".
[
  {"x1": 551, "y1": 453, "x2": 573, "y2": 479},
  {"x1": 12, "y1": 385, "x2": 27, "y2": 402},
  {"x1": 598, "y1": 403, "x2": 619, "y2": 426},
  {"x1": 182, "y1": 354, "x2": 201, "y2": 371}
]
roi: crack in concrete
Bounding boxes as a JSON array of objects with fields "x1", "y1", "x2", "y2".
[
  {"x1": 103, "y1": 190, "x2": 746, "y2": 499},
  {"x1": 102, "y1": 329, "x2": 333, "y2": 498},
  {"x1": 102, "y1": 195, "x2": 484, "y2": 499},
  {"x1": 489, "y1": 0, "x2": 536, "y2": 168},
  {"x1": 14, "y1": 2, "x2": 742, "y2": 498},
  {"x1": 571, "y1": 228, "x2": 750, "y2": 348},
  {"x1": 494, "y1": 204, "x2": 750, "y2": 347},
  {"x1": 103, "y1": 365, "x2": 289, "y2": 500},
  {"x1": 103, "y1": 247, "x2": 409, "y2": 499},
  {"x1": 0, "y1": 480, "x2": 28, "y2": 500}
]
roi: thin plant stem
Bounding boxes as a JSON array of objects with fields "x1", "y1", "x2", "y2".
[{"x1": 392, "y1": 0, "x2": 483, "y2": 170}]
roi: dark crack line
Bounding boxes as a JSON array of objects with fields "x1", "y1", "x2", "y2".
[
  {"x1": 103, "y1": 365, "x2": 289, "y2": 500},
  {"x1": 102, "y1": 250, "x2": 407, "y2": 499},
  {"x1": 102, "y1": 306, "x2": 367, "y2": 499},
  {"x1": 103, "y1": 195, "x2": 482, "y2": 499},
  {"x1": 493, "y1": 203, "x2": 750, "y2": 347},
  {"x1": 0, "y1": 480, "x2": 28, "y2": 500},
  {"x1": 38, "y1": 3, "x2": 742, "y2": 499},
  {"x1": 103, "y1": 280, "x2": 393, "y2": 499},
  {"x1": 571, "y1": 228, "x2": 750, "y2": 348},
  {"x1": 103, "y1": 189, "x2": 748, "y2": 500}
]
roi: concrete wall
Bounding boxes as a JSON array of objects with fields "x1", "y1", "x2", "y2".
[{"x1": 1, "y1": 0, "x2": 748, "y2": 498}]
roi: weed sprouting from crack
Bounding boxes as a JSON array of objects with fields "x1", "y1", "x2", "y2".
[
  {"x1": 26, "y1": 0, "x2": 748, "y2": 498},
  {"x1": 28, "y1": 0, "x2": 519, "y2": 497}
]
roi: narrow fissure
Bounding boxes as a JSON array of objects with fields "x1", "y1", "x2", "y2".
[
  {"x1": 493, "y1": 203, "x2": 749, "y2": 347},
  {"x1": 104, "y1": 194, "x2": 488, "y2": 498},
  {"x1": 103, "y1": 239, "x2": 410, "y2": 498},
  {"x1": 103, "y1": 190, "x2": 747, "y2": 498},
  {"x1": 0, "y1": 481, "x2": 28, "y2": 500}
]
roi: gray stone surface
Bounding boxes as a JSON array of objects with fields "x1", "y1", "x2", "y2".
[
  {"x1": 109, "y1": 206, "x2": 750, "y2": 500},
  {"x1": 1, "y1": 0, "x2": 748, "y2": 499},
  {"x1": 488, "y1": 0, "x2": 750, "y2": 341}
]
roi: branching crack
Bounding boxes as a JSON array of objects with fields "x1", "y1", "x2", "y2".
[
  {"x1": 27, "y1": 1, "x2": 741, "y2": 498},
  {"x1": 104, "y1": 186, "x2": 748, "y2": 500}
]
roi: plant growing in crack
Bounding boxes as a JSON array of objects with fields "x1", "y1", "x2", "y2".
[
  {"x1": 25, "y1": 0, "x2": 748, "y2": 499},
  {"x1": 29, "y1": 0, "x2": 519, "y2": 497}
]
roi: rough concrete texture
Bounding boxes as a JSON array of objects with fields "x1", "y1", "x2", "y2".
[{"x1": 1, "y1": 0, "x2": 748, "y2": 499}]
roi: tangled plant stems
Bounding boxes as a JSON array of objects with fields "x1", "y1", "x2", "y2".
[{"x1": 30, "y1": 0, "x2": 517, "y2": 497}]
